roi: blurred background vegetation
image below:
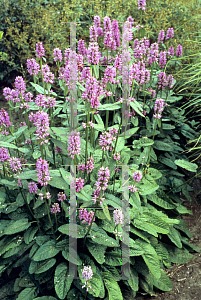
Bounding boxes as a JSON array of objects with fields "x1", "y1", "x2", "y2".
[{"x1": 0, "y1": 0, "x2": 200, "y2": 88}]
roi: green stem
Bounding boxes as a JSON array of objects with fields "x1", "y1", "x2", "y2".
[
  {"x1": 33, "y1": 195, "x2": 42, "y2": 233},
  {"x1": 45, "y1": 199, "x2": 56, "y2": 240},
  {"x1": 20, "y1": 187, "x2": 35, "y2": 219},
  {"x1": 83, "y1": 201, "x2": 99, "y2": 247},
  {"x1": 84, "y1": 112, "x2": 90, "y2": 179}
]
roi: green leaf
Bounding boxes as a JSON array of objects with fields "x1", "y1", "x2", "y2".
[
  {"x1": 4, "y1": 219, "x2": 31, "y2": 235},
  {"x1": 167, "y1": 226, "x2": 182, "y2": 248},
  {"x1": 104, "y1": 193, "x2": 122, "y2": 208},
  {"x1": 147, "y1": 194, "x2": 175, "y2": 209},
  {"x1": 128, "y1": 268, "x2": 139, "y2": 291},
  {"x1": 155, "y1": 243, "x2": 171, "y2": 268},
  {"x1": 62, "y1": 248, "x2": 82, "y2": 265},
  {"x1": 54, "y1": 263, "x2": 74, "y2": 300},
  {"x1": 150, "y1": 270, "x2": 172, "y2": 291},
  {"x1": 174, "y1": 159, "x2": 198, "y2": 172},
  {"x1": 153, "y1": 140, "x2": 174, "y2": 151},
  {"x1": 133, "y1": 219, "x2": 158, "y2": 237},
  {"x1": 142, "y1": 212, "x2": 170, "y2": 234},
  {"x1": 132, "y1": 137, "x2": 154, "y2": 149},
  {"x1": 119, "y1": 127, "x2": 139, "y2": 138},
  {"x1": 29, "y1": 258, "x2": 56, "y2": 274},
  {"x1": 89, "y1": 226, "x2": 119, "y2": 247},
  {"x1": 136, "y1": 239, "x2": 161, "y2": 279},
  {"x1": 100, "y1": 201, "x2": 111, "y2": 221},
  {"x1": 17, "y1": 287, "x2": 38, "y2": 300},
  {"x1": 32, "y1": 240, "x2": 60, "y2": 261},
  {"x1": 175, "y1": 204, "x2": 193, "y2": 215},
  {"x1": 30, "y1": 82, "x2": 57, "y2": 96},
  {"x1": 140, "y1": 182, "x2": 159, "y2": 195},
  {"x1": 115, "y1": 137, "x2": 125, "y2": 152},
  {"x1": 98, "y1": 102, "x2": 121, "y2": 110},
  {"x1": 33, "y1": 297, "x2": 58, "y2": 300},
  {"x1": 102, "y1": 271, "x2": 123, "y2": 300},
  {"x1": 24, "y1": 227, "x2": 38, "y2": 245},
  {"x1": 86, "y1": 240, "x2": 106, "y2": 264},
  {"x1": 130, "y1": 225, "x2": 150, "y2": 243},
  {"x1": 158, "y1": 156, "x2": 177, "y2": 169},
  {"x1": 0, "y1": 141, "x2": 18, "y2": 149},
  {"x1": 105, "y1": 250, "x2": 123, "y2": 266},
  {"x1": 17, "y1": 170, "x2": 37, "y2": 180},
  {"x1": 130, "y1": 100, "x2": 145, "y2": 117},
  {"x1": 58, "y1": 224, "x2": 86, "y2": 238},
  {"x1": 48, "y1": 176, "x2": 68, "y2": 190}
]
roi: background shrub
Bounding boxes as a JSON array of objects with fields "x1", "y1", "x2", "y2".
[{"x1": 0, "y1": 0, "x2": 200, "y2": 84}]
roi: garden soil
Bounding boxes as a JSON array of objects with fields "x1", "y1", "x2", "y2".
[{"x1": 0, "y1": 86, "x2": 201, "y2": 300}]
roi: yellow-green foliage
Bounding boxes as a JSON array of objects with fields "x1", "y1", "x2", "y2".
[{"x1": 1, "y1": 0, "x2": 200, "y2": 82}]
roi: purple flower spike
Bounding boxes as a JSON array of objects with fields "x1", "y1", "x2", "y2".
[
  {"x1": 176, "y1": 44, "x2": 182, "y2": 57},
  {"x1": 36, "y1": 158, "x2": 50, "y2": 186},
  {"x1": 133, "y1": 170, "x2": 142, "y2": 182},
  {"x1": 0, "y1": 147, "x2": 10, "y2": 162},
  {"x1": 138, "y1": 0, "x2": 146, "y2": 10},
  {"x1": 36, "y1": 42, "x2": 45, "y2": 59},
  {"x1": 51, "y1": 203, "x2": 60, "y2": 214},
  {"x1": 113, "y1": 208, "x2": 124, "y2": 226}
]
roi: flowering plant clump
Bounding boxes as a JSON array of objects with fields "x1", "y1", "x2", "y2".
[{"x1": 0, "y1": 2, "x2": 199, "y2": 299}]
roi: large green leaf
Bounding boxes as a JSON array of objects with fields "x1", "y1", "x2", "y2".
[
  {"x1": 89, "y1": 226, "x2": 119, "y2": 247},
  {"x1": 133, "y1": 219, "x2": 158, "y2": 237},
  {"x1": 62, "y1": 248, "x2": 82, "y2": 265},
  {"x1": 32, "y1": 240, "x2": 60, "y2": 261},
  {"x1": 29, "y1": 258, "x2": 56, "y2": 274},
  {"x1": 17, "y1": 287, "x2": 38, "y2": 300},
  {"x1": 86, "y1": 240, "x2": 107, "y2": 264},
  {"x1": 140, "y1": 182, "x2": 159, "y2": 195},
  {"x1": 102, "y1": 271, "x2": 123, "y2": 300},
  {"x1": 142, "y1": 212, "x2": 170, "y2": 234},
  {"x1": 132, "y1": 137, "x2": 154, "y2": 149},
  {"x1": 127, "y1": 268, "x2": 139, "y2": 292},
  {"x1": 0, "y1": 141, "x2": 18, "y2": 149},
  {"x1": 100, "y1": 201, "x2": 111, "y2": 221},
  {"x1": 136, "y1": 239, "x2": 161, "y2": 279},
  {"x1": 58, "y1": 224, "x2": 87, "y2": 238},
  {"x1": 174, "y1": 159, "x2": 198, "y2": 172},
  {"x1": 147, "y1": 194, "x2": 175, "y2": 209},
  {"x1": 4, "y1": 219, "x2": 31, "y2": 235},
  {"x1": 48, "y1": 177, "x2": 68, "y2": 190},
  {"x1": 24, "y1": 227, "x2": 38, "y2": 245},
  {"x1": 148, "y1": 168, "x2": 162, "y2": 180},
  {"x1": 153, "y1": 140, "x2": 174, "y2": 151},
  {"x1": 167, "y1": 226, "x2": 182, "y2": 248},
  {"x1": 54, "y1": 263, "x2": 74, "y2": 300},
  {"x1": 34, "y1": 297, "x2": 58, "y2": 300}
]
